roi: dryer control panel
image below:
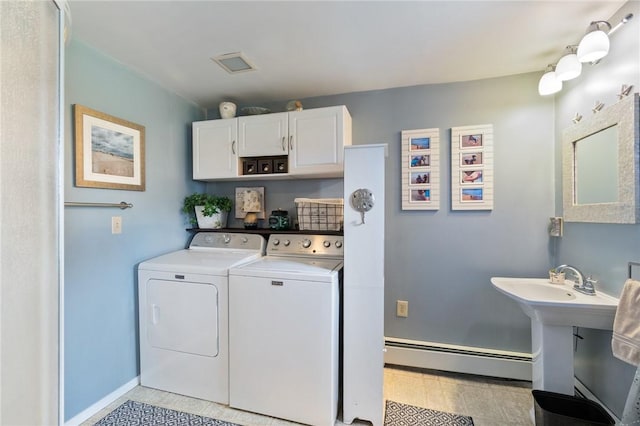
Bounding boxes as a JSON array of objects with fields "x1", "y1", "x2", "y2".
[
  {"x1": 189, "y1": 232, "x2": 266, "y2": 251},
  {"x1": 267, "y1": 234, "x2": 343, "y2": 258}
]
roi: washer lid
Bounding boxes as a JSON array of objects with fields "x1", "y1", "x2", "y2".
[
  {"x1": 229, "y1": 256, "x2": 343, "y2": 282},
  {"x1": 139, "y1": 249, "x2": 262, "y2": 274}
]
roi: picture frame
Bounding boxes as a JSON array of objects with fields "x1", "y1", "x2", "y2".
[
  {"x1": 460, "y1": 170, "x2": 483, "y2": 185},
  {"x1": 74, "y1": 104, "x2": 145, "y2": 191},
  {"x1": 410, "y1": 171, "x2": 430, "y2": 185},
  {"x1": 451, "y1": 124, "x2": 493, "y2": 210},
  {"x1": 401, "y1": 128, "x2": 439, "y2": 210},
  {"x1": 460, "y1": 134, "x2": 483, "y2": 149},
  {"x1": 410, "y1": 136, "x2": 431, "y2": 150},
  {"x1": 410, "y1": 154, "x2": 430, "y2": 168},
  {"x1": 410, "y1": 188, "x2": 431, "y2": 202},
  {"x1": 460, "y1": 152, "x2": 483, "y2": 166},
  {"x1": 234, "y1": 187, "x2": 266, "y2": 219},
  {"x1": 461, "y1": 188, "x2": 484, "y2": 202}
]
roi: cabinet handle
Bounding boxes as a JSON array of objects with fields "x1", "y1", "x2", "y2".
[
  {"x1": 289, "y1": 135, "x2": 293, "y2": 150},
  {"x1": 232, "y1": 140, "x2": 236, "y2": 155},
  {"x1": 281, "y1": 136, "x2": 286, "y2": 151}
]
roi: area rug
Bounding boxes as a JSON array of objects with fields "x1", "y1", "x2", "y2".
[
  {"x1": 93, "y1": 400, "x2": 240, "y2": 426},
  {"x1": 385, "y1": 400, "x2": 474, "y2": 426}
]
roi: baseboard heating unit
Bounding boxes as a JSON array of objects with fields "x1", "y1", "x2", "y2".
[{"x1": 384, "y1": 337, "x2": 532, "y2": 381}]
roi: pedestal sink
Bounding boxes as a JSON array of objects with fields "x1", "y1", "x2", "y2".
[{"x1": 491, "y1": 277, "x2": 618, "y2": 395}]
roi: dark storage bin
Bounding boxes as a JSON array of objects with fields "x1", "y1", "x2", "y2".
[{"x1": 533, "y1": 390, "x2": 614, "y2": 425}]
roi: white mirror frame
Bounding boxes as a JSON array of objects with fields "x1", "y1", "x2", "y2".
[{"x1": 562, "y1": 93, "x2": 639, "y2": 224}]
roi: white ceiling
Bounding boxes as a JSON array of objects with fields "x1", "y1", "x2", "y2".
[{"x1": 69, "y1": 1, "x2": 626, "y2": 109}]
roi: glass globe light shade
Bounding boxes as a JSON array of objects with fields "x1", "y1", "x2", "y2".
[
  {"x1": 577, "y1": 30, "x2": 610, "y2": 63},
  {"x1": 555, "y1": 53, "x2": 582, "y2": 81},
  {"x1": 538, "y1": 70, "x2": 562, "y2": 96}
]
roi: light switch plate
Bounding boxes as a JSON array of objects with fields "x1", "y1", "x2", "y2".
[
  {"x1": 396, "y1": 300, "x2": 408, "y2": 318},
  {"x1": 112, "y1": 216, "x2": 122, "y2": 234}
]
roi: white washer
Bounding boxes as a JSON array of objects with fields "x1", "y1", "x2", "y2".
[
  {"x1": 138, "y1": 232, "x2": 265, "y2": 404},
  {"x1": 228, "y1": 234, "x2": 343, "y2": 426}
]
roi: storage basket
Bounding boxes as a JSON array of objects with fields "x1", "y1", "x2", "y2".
[{"x1": 295, "y1": 198, "x2": 344, "y2": 231}]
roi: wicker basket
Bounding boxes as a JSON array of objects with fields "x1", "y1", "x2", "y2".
[{"x1": 294, "y1": 198, "x2": 344, "y2": 231}]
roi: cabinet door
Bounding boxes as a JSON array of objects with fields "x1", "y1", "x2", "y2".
[
  {"x1": 238, "y1": 112, "x2": 288, "y2": 157},
  {"x1": 288, "y1": 106, "x2": 352, "y2": 176},
  {"x1": 192, "y1": 119, "x2": 238, "y2": 179}
]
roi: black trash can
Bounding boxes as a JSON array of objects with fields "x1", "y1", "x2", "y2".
[{"x1": 532, "y1": 390, "x2": 615, "y2": 425}]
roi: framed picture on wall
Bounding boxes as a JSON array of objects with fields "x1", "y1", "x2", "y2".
[
  {"x1": 74, "y1": 104, "x2": 145, "y2": 191},
  {"x1": 401, "y1": 128, "x2": 440, "y2": 210},
  {"x1": 451, "y1": 124, "x2": 493, "y2": 210}
]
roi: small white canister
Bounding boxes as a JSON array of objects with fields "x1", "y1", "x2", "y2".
[{"x1": 219, "y1": 102, "x2": 237, "y2": 119}]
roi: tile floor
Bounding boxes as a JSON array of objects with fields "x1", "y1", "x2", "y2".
[{"x1": 83, "y1": 365, "x2": 534, "y2": 426}]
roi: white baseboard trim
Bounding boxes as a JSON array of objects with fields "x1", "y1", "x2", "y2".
[
  {"x1": 65, "y1": 376, "x2": 140, "y2": 426},
  {"x1": 574, "y1": 377, "x2": 620, "y2": 424},
  {"x1": 384, "y1": 337, "x2": 532, "y2": 381}
]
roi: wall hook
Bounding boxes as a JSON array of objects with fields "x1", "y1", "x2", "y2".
[
  {"x1": 618, "y1": 84, "x2": 634, "y2": 99},
  {"x1": 572, "y1": 112, "x2": 582, "y2": 124},
  {"x1": 592, "y1": 101, "x2": 605, "y2": 113}
]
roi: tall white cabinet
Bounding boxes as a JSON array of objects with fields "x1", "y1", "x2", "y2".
[
  {"x1": 192, "y1": 105, "x2": 351, "y2": 180},
  {"x1": 343, "y1": 144, "x2": 387, "y2": 426}
]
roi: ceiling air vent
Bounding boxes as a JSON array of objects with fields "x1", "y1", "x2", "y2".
[{"x1": 212, "y1": 52, "x2": 257, "y2": 74}]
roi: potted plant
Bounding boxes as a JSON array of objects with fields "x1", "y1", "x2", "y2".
[{"x1": 182, "y1": 193, "x2": 232, "y2": 229}]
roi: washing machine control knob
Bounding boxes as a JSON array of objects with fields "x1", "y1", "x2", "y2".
[
  {"x1": 223, "y1": 234, "x2": 231, "y2": 244},
  {"x1": 335, "y1": 241, "x2": 343, "y2": 248},
  {"x1": 241, "y1": 236, "x2": 248, "y2": 244},
  {"x1": 272, "y1": 239, "x2": 280, "y2": 246},
  {"x1": 302, "y1": 239, "x2": 312, "y2": 248},
  {"x1": 323, "y1": 241, "x2": 331, "y2": 248},
  {"x1": 283, "y1": 239, "x2": 291, "y2": 246}
]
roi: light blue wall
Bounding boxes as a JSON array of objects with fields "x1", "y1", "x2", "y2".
[
  {"x1": 64, "y1": 39, "x2": 204, "y2": 420},
  {"x1": 208, "y1": 71, "x2": 556, "y2": 353},
  {"x1": 65, "y1": 2, "x2": 638, "y2": 419},
  {"x1": 554, "y1": 2, "x2": 640, "y2": 416}
]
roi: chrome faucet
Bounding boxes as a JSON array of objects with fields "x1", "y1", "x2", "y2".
[{"x1": 554, "y1": 264, "x2": 597, "y2": 295}]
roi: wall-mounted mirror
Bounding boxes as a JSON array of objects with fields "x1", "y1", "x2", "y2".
[{"x1": 562, "y1": 93, "x2": 639, "y2": 223}]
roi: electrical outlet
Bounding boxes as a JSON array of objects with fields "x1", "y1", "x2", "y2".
[
  {"x1": 112, "y1": 216, "x2": 122, "y2": 234},
  {"x1": 396, "y1": 300, "x2": 408, "y2": 318}
]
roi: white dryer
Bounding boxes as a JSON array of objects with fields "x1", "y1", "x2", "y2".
[
  {"x1": 138, "y1": 232, "x2": 265, "y2": 404},
  {"x1": 228, "y1": 234, "x2": 343, "y2": 426}
]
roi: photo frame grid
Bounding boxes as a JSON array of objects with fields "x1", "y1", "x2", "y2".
[
  {"x1": 451, "y1": 124, "x2": 493, "y2": 210},
  {"x1": 401, "y1": 128, "x2": 440, "y2": 210}
]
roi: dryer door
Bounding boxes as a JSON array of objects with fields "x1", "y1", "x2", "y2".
[{"x1": 147, "y1": 279, "x2": 218, "y2": 357}]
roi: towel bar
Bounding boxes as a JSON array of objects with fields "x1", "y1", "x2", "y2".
[
  {"x1": 628, "y1": 262, "x2": 640, "y2": 279},
  {"x1": 64, "y1": 201, "x2": 133, "y2": 209}
]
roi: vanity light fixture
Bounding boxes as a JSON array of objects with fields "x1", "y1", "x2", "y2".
[
  {"x1": 537, "y1": 14, "x2": 633, "y2": 97},
  {"x1": 555, "y1": 46, "x2": 582, "y2": 81},
  {"x1": 577, "y1": 21, "x2": 611, "y2": 63},
  {"x1": 592, "y1": 101, "x2": 605, "y2": 114},
  {"x1": 538, "y1": 64, "x2": 562, "y2": 96}
]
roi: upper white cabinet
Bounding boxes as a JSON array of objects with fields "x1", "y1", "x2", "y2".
[
  {"x1": 192, "y1": 105, "x2": 352, "y2": 181},
  {"x1": 192, "y1": 118, "x2": 238, "y2": 179},
  {"x1": 288, "y1": 106, "x2": 352, "y2": 176},
  {"x1": 238, "y1": 112, "x2": 289, "y2": 157}
]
